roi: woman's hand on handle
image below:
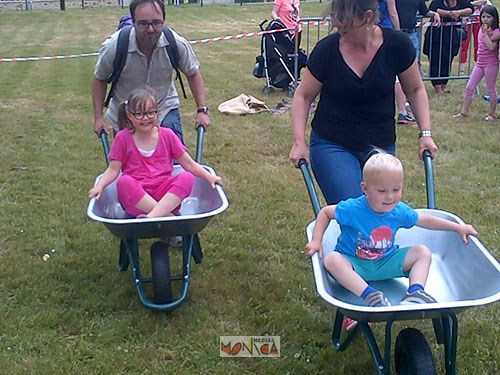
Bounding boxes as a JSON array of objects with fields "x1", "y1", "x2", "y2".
[
  {"x1": 419, "y1": 137, "x2": 438, "y2": 159},
  {"x1": 289, "y1": 141, "x2": 310, "y2": 167}
]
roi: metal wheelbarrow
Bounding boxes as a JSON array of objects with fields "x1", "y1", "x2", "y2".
[
  {"x1": 299, "y1": 151, "x2": 500, "y2": 374},
  {"x1": 87, "y1": 126, "x2": 229, "y2": 312}
]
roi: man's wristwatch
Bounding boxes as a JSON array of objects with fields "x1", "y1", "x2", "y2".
[{"x1": 197, "y1": 107, "x2": 209, "y2": 114}]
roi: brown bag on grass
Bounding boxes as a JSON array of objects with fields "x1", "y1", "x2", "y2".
[{"x1": 218, "y1": 93, "x2": 269, "y2": 115}]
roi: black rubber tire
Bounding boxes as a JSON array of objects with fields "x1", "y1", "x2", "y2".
[
  {"x1": 150, "y1": 241, "x2": 173, "y2": 304},
  {"x1": 395, "y1": 328, "x2": 437, "y2": 375}
]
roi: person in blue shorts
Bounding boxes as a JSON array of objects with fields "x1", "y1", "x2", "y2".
[{"x1": 306, "y1": 153, "x2": 477, "y2": 309}]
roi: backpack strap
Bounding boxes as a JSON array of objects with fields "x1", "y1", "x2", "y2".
[
  {"x1": 104, "y1": 25, "x2": 187, "y2": 107},
  {"x1": 104, "y1": 25, "x2": 132, "y2": 107},
  {"x1": 162, "y1": 26, "x2": 187, "y2": 99}
]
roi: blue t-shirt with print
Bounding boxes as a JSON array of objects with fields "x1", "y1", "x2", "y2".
[{"x1": 335, "y1": 196, "x2": 419, "y2": 260}]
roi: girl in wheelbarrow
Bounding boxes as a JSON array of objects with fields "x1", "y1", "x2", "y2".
[
  {"x1": 88, "y1": 87, "x2": 222, "y2": 218},
  {"x1": 306, "y1": 153, "x2": 477, "y2": 327}
]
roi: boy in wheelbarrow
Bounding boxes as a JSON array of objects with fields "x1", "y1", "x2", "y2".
[{"x1": 306, "y1": 153, "x2": 477, "y2": 313}]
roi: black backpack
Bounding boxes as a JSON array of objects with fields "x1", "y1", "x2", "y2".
[{"x1": 104, "y1": 24, "x2": 187, "y2": 107}]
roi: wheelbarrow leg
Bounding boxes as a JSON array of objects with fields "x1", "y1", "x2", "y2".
[
  {"x1": 190, "y1": 234, "x2": 203, "y2": 264},
  {"x1": 441, "y1": 311, "x2": 458, "y2": 375},
  {"x1": 359, "y1": 320, "x2": 390, "y2": 375},
  {"x1": 123, "y1": 238, "x2": 142, "y2": 283},
  {"x1": 119, "y1": 239, "x2": 130, "y2": 271},
  {"x1": 331, "y1": 309, "x2": 359, "y2": 351}
]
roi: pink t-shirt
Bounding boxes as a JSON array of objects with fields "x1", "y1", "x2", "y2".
[
  {"x1": 476, "y1": 28, "x2": 500, "y2": 68},
  {"x1": 109, "y1": 127, "x2": 187, "y2": 190},
  {"x1": 274, "y1": 0, "x2": 302, "y2": 34}
]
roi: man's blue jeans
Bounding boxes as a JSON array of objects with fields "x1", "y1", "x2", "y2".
[
  {"x1": 160, "y1": 108, "x2": 184, "y2": 144},
  {"x1": 309, "y1": 130, "x2": 396, "y2": 205}
]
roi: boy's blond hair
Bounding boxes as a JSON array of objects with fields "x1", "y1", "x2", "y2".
[{"x1": 363, "y1": 152, "x2": 403, "y2": 182}]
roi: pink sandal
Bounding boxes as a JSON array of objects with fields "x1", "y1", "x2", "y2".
[
  {"x1": 342, "y1": 318, "x2": 374, "y2": 332},
  {"x1": 451, "y1": 112, "x2": 468, "y2": 118}
]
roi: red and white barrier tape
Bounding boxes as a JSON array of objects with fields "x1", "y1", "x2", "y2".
[
  {"x1": 0, "y1": 52, "x2": 99, "y2": 62},
  {"x1": 0, "y1": 27, "x2": 294, "y2": 62},
  {"x1": 0, "y1": 19, "x2": 477, "y2": 62}
]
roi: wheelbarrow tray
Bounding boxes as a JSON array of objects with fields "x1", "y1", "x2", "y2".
[
  {"x1": 87, "y1": 164, "x2": 228, "y2": 239},
  {"x1": 307, "y1": 208, "x2": 500, "y2": 322}
]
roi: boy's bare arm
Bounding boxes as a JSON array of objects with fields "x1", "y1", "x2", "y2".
[
  {"x1": 416, "y1": 213, "x2": 478, "y2": 244},
  {"x1": 306, "y1": 205, "x2": 336, "y2": 258}
]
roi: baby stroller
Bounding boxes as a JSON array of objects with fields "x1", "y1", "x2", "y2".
[{"x1": 253, "y1": 19, "x2": 307, "y2": 94}]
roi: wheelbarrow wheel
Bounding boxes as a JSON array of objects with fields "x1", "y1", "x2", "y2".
[
  {"x1": 150, "y1": 241, "x2": 173, "y2": 304},
  {"x1": 395, "y1": 328, "x2": 436, "y2": 375}
]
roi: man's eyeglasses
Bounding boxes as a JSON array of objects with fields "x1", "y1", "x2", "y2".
[
  {"x1": 130, "y1": 109, "x2": 158, "y2": 120},
  {"x1": 136, "y1": 20, "x2": 164, "y2": 30}
]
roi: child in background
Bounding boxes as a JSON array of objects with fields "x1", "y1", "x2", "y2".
[
  {"x1": 459, "y1": 0, "x2": 491, "y2": 74},
  {"x1": 89, "y1": 87, "x2": 222, "y2": 218},
  {"x1": 453, "y1": 5, "x2": 500, "y2": 121},
  {"x1": 306, "y1": 153, "x2": 477, "y2": 312}
]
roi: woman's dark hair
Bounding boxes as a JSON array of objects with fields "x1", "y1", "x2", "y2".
[
  {"x1": 117, "y1": 87, "x2": 158, "y2": 132},
  {"x1": 130, "y1": 0, "x2": 166, "y2": 22},
  {"x1": 327, "y1": 0, "x2": 380, "y2": 31},
  {"x1": 481, "y1": 5, "x2": 499, "y2": 30}
]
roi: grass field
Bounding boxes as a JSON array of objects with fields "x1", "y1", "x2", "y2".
[{"x1": 0, "y1": 3, "x2": 498, "y2": 374}]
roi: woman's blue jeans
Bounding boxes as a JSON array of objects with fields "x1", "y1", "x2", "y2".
[{"x1": 309, "y1": 130, "x2": 396, "y2": 205}]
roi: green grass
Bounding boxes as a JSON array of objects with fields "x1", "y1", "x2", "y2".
[{"x1": 0, "y1": 3, "x2": 499, "y2": 374}]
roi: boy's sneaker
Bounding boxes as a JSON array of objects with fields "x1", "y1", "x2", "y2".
[
  {"x1": 364, "y1": 290, "x2": 391, "y2": 307},
  {"x1": 400, "y1": 290, "x2": 437, "y2": 305},
  {"x1": 397, "y1": 113, "x2": 416, "y2": 124}
]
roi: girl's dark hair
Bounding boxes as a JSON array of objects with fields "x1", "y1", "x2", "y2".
[
  {"x1": 130, "y1": 0, "x2": 166, "y2": 22},
  {"x1": 327, "y1": 0, "x2": 380, "y2": 31},
  {"x1": 117, "y1": 87, "x2": 158, "y2": 132},
  {"x1": 481, "y1": 5, "x2": 499, "y2": 30}
]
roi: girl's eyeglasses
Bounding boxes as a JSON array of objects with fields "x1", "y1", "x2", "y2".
[{"x1": 130, "y1": 109, "x2": 158, "y2": 120}]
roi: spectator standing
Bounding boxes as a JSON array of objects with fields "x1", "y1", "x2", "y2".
[
  {"x1": 459, "y1": 0, "x2": 490, "y2": 74},
  {"x1": 453, "y1": 5, "x2": 500, "y2": 121},
  {"x1": 396, "y1": 0, "x2": 441, "y2": 67},
  {"x1": 378, "y1": 0, "x2": 416, "y2": 124},
  {"x1": 271, "y1": 0, "x2": 303, "y2": 48},
  {"x1": 423, "y1": 0, "x2": 473, "y2": 94}
]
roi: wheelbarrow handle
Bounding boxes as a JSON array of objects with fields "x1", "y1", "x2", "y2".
[
  {"x1": 298, "y1": 158, "x2": 322, "y2": 217},
  {"x1": 422, "y1": 150, "x2": 436, "y2": 209},
  {"x1": 195, "y1": 124, "x2": 206, "y2": 164},
  {"x1": 100, "y1": 129, "x2": 111, "y2": 166}
]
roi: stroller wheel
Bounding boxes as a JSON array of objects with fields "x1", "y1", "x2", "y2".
[{"x1": 263, "y1": 86, "x2": 275, "y2": 94}]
